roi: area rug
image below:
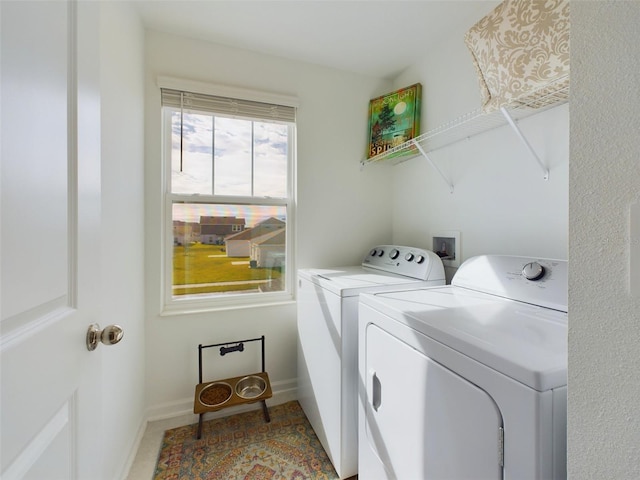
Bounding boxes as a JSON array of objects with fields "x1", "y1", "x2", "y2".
[{"x1": 153, "y1": 401, "x2": 340, "y2": 479}]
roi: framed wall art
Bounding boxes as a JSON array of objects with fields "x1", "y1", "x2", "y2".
[{"x1": 367, "y1": 83, "x2": 422, "y2": 159}]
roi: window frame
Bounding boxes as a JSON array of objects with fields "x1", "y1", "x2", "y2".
[{"x1": 158, "y1": 78, "x2": 298, "y2": 315}]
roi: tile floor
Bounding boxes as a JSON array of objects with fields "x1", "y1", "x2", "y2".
[{"x1": 127, "y1": 413, "x2": 195, "y2": 479}]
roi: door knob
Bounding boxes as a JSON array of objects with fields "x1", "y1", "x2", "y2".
[{"x1": 86, "y1": 324, "x2": 124, "y2": 351}]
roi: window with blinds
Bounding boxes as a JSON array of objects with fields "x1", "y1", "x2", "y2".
[{"x1": 161, "y1": 83, "x2": 296, "y2": 312}]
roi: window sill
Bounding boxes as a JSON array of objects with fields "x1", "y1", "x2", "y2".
[{"x1": 160, "y1": 296, "x2": 296, "y2": 316}]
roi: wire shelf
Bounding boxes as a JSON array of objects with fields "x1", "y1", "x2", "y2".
[{"x1": 361, "y1": 75, "x2": 569, "y2": 168}]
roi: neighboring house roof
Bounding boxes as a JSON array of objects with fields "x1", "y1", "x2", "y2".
[
  {"x1": 200, "y1": 216, "x2": 245, "y2": 226},
  {"x1": 226, "y1": 217, "x2": 285, "y2": 241},
  {"x1": 255, "y1": 217, "x2": 285, "y2": 227},
  {"x1": 226, "y1": 224, "x2": 281, "y2": 241},
  {"x1": 251, "y1": 228, "x2": 286, "y2": 246}
]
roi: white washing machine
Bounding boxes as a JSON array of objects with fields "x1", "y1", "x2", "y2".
[
  {"x1": 358, "y1": 255, "x2": 568, "y2": 480},
  {"x1": 297, "y1": 245, "x2": 445, "y2": 479}
]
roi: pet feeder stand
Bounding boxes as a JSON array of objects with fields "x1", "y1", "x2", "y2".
[{"x1": 194, "y1": 336, "x2": 272, "y2": 439}]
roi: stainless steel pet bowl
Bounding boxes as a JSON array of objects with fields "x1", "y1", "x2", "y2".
[
  {"x1": 235, "y1": 375, "x2": 267, "y2": 399},
  {"x1": 199, "y1": 381, "x2": 232, "y2": 407}
]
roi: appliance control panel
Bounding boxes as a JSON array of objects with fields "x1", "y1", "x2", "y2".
[
  {"x1": 362, "y1": 245, "x2": 445, "y2": 281},
  {"x1": 452, "y1": 255, "x2": 568, "y2": 312}
]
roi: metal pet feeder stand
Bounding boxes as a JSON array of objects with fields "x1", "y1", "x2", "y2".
[{"x1": 193, "y1": 335, "x2": 272, "y2": 439}]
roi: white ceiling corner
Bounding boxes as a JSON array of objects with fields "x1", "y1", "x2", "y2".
[{"x1": 132, "y1": 0, "x2": 500, "y2": 79}]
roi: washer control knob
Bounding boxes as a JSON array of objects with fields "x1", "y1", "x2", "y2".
[
  {"x1": 522, "y1": 262, "x2": 545, "y2": 281},
  {"x1": 377, "y1": 249, "x2": 384, "y2": 257},
  {"x1": 369, "y1": 249, "x2": 377, "y2": 257},
  {"x1": 390, "y1": 249, "x2": 400, "y2": 260},
  {"x1": 405, "y1": 253, "x2": 415, "y2": 262},
  {"x1": 416, "y1": 255, "x2": 425, "y2": 264}
]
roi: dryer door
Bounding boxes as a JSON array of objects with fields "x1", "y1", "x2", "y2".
[{"x1": 363, "y1": 324, "x2": 504, "y2": 480}]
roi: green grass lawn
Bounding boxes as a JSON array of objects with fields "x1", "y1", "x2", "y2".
[{"x1": 173, "y1": 243, "x2": 282, "y2": 295}]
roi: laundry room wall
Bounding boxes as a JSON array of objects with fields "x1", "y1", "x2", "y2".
[
  {"x1": 143, "y1": 29, "x2": 392, "y2": 420},
  {"x1": 99, "y1": 2, "x2": 146, "y2": 478},
  {"x1": 569, "y1": 3, "x2": 640, "y2": 477},
  {"x1": 388, "y1": 8, "x2": 569, "y2": 279}
]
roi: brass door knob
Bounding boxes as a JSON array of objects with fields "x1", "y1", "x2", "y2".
[{"x1": 86, "y1": 324, "x2": 124, "y2": 351}]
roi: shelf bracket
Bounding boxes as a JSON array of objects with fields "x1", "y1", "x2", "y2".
[
  {"x1": 412, "y1": 139, "x2": 454, "y2": 193},
  {"x1": 500, "y1": 107, "x2": 549, "y2": 180}
]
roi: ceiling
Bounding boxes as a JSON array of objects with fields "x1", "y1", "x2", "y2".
[{"x1": 132, "y1": 1, "x2": 500, "y2": 79}]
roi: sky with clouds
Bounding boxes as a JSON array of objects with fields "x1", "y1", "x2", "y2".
[{"x1": 171, "y1": 112, "x2": 289, "y2": 226}]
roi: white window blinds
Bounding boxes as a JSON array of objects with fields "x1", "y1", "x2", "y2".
[{"x1": 160, "y1": 88, "x2": 296, "y2": 123}]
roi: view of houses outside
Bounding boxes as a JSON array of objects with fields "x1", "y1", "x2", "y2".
[
  {"x1": 167, "y1": 107, "x2": 291, "y2": 300},
  {"x1": 172, "y1": 212, "x2": 286, "y2": 297}
]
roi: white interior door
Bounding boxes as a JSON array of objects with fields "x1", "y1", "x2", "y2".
[
  {"x1": 363, "y1": 324, "x2": 504, "y2": 480},
  {"x1": 1, "y1": 1, "x2": 104, "y2": 478}
]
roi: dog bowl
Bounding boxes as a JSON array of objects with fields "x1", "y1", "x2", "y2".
[
  {"x1": 199, "y1": 382, "x2": 232, "y2": 407},
  {"x1": 235, "y1": 375, "x2": 267, "y2": 399}
]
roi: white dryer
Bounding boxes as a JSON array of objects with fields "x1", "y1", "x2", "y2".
[
  {"x1": 358, "y1": 255, "x2": 568, "y2": 480},
  {"x1": 297, "y1": 246, "x2": 445, "y2": 479}
]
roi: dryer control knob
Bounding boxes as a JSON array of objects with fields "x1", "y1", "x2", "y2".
[{"x1": 522, "y1": 262, "x2": 545, "y2": 281}]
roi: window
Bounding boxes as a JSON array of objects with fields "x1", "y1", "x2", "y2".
[{"x1": 160, "y1": 83, "x2": 296, "y2": 312}]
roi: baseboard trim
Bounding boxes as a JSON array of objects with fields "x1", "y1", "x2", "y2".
[{"x1": 118, "y1": 416, "x2": 149, "y2": 480}]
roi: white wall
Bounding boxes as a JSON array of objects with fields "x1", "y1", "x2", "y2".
[
  {"x1": 143, "y1": 30, "x2": 392, "y2": 420},
  {"x1": 99, "y1": 3, "x2": 146, "y2": 478},
  {"x1": 569, "y1": 3, "x2": 640, "y2": 477},
  {"x1": 391, "y1": 8, "x2": 568, "y2": 281}
]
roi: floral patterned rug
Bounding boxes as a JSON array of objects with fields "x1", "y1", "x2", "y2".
[{"x1": 153, "y1": 401, "x2": 340, "y2": 480}]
